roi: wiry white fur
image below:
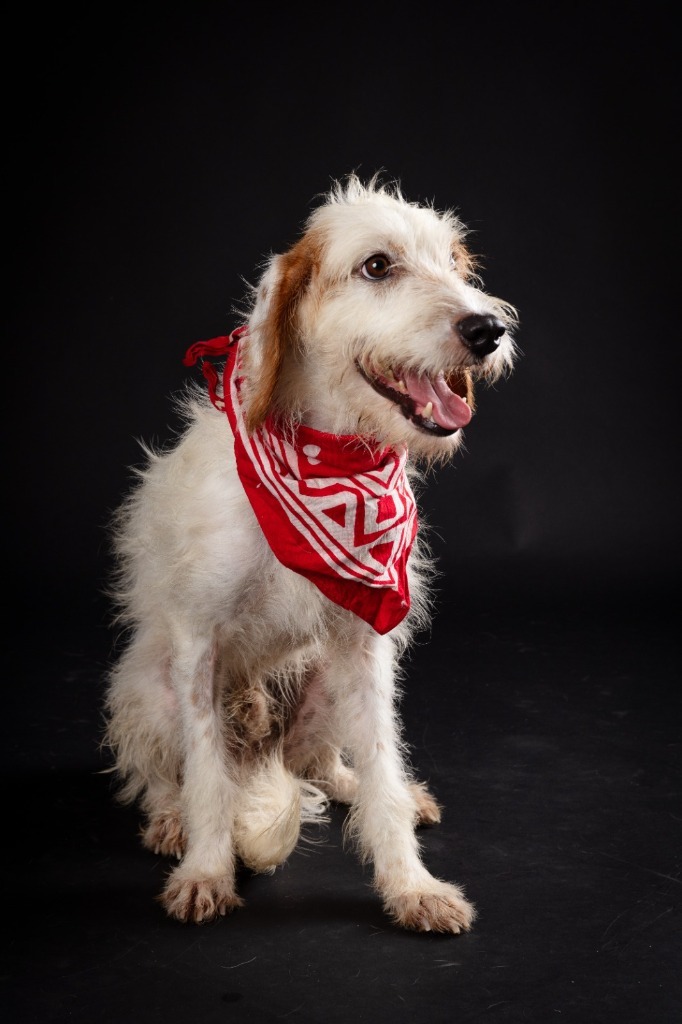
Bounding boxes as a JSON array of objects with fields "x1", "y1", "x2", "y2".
[{"x1": 104, "y1": 174, "x2": 516, "y2": 933}]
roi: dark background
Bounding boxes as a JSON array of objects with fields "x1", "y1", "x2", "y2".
[{"x1": 5, "y1": 5, "x2": 680, "y2": 1023}]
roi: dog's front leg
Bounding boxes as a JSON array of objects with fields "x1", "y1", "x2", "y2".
[
  {"x1": 160, "y1": 626, "x2": 242, "y2": 923},
  {"x1": 335, "y1": 630, "x2": 475, "y2": 934}
]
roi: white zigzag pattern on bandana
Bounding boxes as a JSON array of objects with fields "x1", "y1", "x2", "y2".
[{"x1": 231, "y1": 376, "x2": 416, "y2": 589}]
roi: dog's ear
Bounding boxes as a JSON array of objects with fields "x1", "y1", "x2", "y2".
[{"x1": 245, "y1": 235, "x2": 320, "y2": 433}]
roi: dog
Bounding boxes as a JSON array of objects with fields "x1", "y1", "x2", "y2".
[{"x1": 104, "y1": 173, "x2": 517, "y2": 934}]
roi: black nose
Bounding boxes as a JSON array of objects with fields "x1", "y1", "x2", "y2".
[{"x1": 458, "y1": 314, "x2": 506, "y2": 357}]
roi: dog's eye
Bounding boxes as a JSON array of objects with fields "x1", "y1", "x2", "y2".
[{"x1": 362, "y1": 254, "x2": 392, "y2": 280}]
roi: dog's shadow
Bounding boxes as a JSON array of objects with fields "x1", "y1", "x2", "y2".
[{"x1": 6, "y1": 769, "x2": 457, "y2": 942}]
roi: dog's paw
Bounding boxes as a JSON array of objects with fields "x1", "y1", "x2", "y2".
[
  {"x1": 385, "y1": 881, "x2": 476, "y2": 934},
  {"x1": 409, "y1": 782, "x2": 442, "y2": 826},
  {"x1": 142, "y1": 812, "x2": 186, "y2": 859},
  {"x1": 161, "y1": 871, "x2": 244, "y2": 924}
]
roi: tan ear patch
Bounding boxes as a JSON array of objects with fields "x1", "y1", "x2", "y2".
[
  {"x1": 452, "y1": 240, "x2": 479, "y2": 282},
  {"x1": 245, "y1": 235, "x2": 321, "y2": 433}
]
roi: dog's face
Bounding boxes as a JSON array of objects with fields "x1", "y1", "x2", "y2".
[{"x1": 243, "y1": 176, "x2": 517, "y2": 462}]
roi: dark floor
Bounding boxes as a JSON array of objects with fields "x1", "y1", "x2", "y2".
[{"x1": 3, "y1": 578, "x2": 680, "y2": 1024}]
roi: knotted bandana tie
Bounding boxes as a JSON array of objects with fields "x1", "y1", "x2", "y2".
[{"x1": 183, "y1": 329, "x2": 418, "y2": 634}]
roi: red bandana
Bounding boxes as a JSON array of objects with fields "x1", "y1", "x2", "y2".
[{"x1": 183, "y1": 329, "x2": 418, "y2": 634}]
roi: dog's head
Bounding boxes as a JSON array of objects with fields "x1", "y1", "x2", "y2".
[{"x1": 240, "y1": 174, "x2": 517, "y2": 462}]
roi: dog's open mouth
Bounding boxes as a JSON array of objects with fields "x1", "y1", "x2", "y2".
[{"x1": 357, "y1": 361, "x2": 474, "y2": 436}]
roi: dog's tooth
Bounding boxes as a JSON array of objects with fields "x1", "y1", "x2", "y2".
[
  {"x1": 422, "y1": 401, "x2": 434, "y2": 420},
  {"x1": 396, "y1": 379, "x2": 408, "y2": 393},
  {"x1": 385, "y1": 367, "x2": 396, "y2": 381}
]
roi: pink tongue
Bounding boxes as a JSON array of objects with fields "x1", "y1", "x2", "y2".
[{"x1": 402, "y1": 370, "x2": 472, "y2": 429}]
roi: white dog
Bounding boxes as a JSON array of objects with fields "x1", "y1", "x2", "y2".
[{"x1": 104, "y1": 174, "x2": 516, "y2": 934}]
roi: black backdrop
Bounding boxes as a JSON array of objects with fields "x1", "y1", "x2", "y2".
[
  {"x1": 9, "y1": 4, "x2": 680, "y2": 611},
  {"x1": 5, "y1": 5, "x2": 680, "y2": 1023}
]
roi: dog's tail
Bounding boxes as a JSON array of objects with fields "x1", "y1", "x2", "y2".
[{"x1": 234, "y1": 753, "x2": 328, "y2": 873}]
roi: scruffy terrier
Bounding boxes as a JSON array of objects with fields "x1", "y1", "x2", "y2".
[{"x1": 104, "y1": 174, "x2": 517, "y2": 933}]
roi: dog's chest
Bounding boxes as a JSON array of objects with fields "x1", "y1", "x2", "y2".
[{"x1": 220, "y1": 555, "x2": 346, "y2": 671}]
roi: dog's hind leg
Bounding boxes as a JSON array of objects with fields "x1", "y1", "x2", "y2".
[
  {"x1": 159, "y1": 625, "x2": 243, "y2": 923},
  {"x1": 331, "y1": 629, "x2": 476, "y2": 935}
]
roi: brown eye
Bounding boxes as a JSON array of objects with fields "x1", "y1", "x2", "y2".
[{"x1": 361, "y1": 254, "x2": 392, "y2": 280}]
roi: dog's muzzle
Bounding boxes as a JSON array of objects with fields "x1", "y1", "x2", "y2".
[
  {"x1": 357, "y1": 315, "x2": 506, "y2": 437},
  {"x1": 357, "y1": 362, "x2": 474, "y2": 437}
]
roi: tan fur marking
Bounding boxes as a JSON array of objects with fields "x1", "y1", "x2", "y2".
[
  {"x1": 452, "y1": 239, "x2": 478, "y2": 281},
  {"x1": 245, "y1": 234, "x2": 322, "y2": 432}
]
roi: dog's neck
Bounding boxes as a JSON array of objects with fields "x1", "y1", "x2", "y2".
[{"x1": 270, "y1": 349, "x2": 358, "y2": 437}]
